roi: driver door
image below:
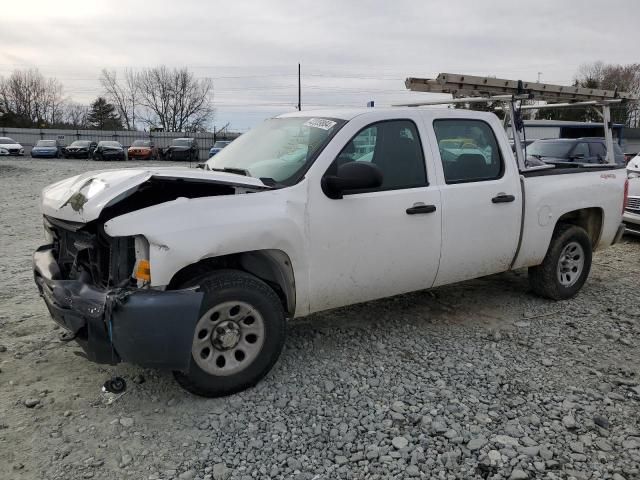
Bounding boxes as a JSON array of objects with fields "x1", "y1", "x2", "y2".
[{"x1": 306, "y1": 117, "x2": 442, "y2": 313}]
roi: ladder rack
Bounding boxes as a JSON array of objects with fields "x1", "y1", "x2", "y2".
[
  {"x1": 396, "y1": 72, "x2": 638, "y2": 167},
  {"x1": 404, "y1": 73, "x2": 636, "y2": 102}
]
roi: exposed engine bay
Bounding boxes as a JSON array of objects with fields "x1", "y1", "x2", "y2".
[{"x1": 44, "y1": 176, "x2": 254, "y2": 287}]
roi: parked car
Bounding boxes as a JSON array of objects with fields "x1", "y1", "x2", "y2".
[
  {"x1": 527, "y1": 137, "x2": 625, "y2": 165},
  {"x1": 63, "y1": 140, "x2": 97, "y2": 159},
  {"x1": 165, "y1": 138, "x2": 198, "y2": 161},
  {"x1": 128, "y1": 139, "x2": 158, "y2": 160},
  {"x1": 33, "y1": 109, "x2": 627, "y2": 397},
  {"x1": 624, "y1": 155, "x2": 640, "y2": 235},
  {"x1": 0, "y1": 137, "x2": 24, "y2": 156},
  {"x1": 208, "y1": 140, "x2": 231, "y2": 158},
  {"x1": 93, "y1": 141, "x2": 126, "y2": 161},
  {"x1": 31, "y1": 139, "x2": 63, "y2": 158}
]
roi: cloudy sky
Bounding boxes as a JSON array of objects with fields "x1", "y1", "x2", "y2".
[{"x1": 1, "y1": 0, "x2": 638, "y2": 131}]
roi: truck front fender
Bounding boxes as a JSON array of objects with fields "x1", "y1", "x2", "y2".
[{"x1": 103, "y1": 184, "x2": 311, "y2": 316}]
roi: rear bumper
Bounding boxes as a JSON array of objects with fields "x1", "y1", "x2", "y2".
[
  {"x1": 33, "y1": 245, "x2": 203, "y2": 370},
  {"x1": 623, "y1": 210, "x2": 640, "y2": 236}
]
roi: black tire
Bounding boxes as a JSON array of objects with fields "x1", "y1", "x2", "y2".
[
  {"x1": 173, "y1": 270, "x2": 286, "y2": 397},
  {"x1": 528, "y1": 224, "x2": 592, "y2": 300}
]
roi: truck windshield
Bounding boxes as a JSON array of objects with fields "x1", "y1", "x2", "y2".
[
  {"x1": 528, "y1": 141, "x2": 573, "y2": 159},
  {"x1": 206, "y1": 117, "x2": 345, "y2": 183}
]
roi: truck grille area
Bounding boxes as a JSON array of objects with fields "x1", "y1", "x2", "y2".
[
  {"x1": 44, "y1": 216, "x2": 135, "y2": 288},
  {"x1": 626, "y1": 196, "x2": 640, "y2": 213}
]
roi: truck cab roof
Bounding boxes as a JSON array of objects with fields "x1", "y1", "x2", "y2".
[{"x1": 277, "y1": 107, "x2": 498, "y2": 122}]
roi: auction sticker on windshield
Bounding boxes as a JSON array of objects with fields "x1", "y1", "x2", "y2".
[{"x1": 304, "y1": 118, "x2": 337, "y2": 130}]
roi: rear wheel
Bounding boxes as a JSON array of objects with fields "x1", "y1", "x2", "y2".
[
  {"x1": 173, "y1": 270, "x2": 286, "y2": 397},
  {"x1": 528, "y1": 224, "x2": 592, "y2": 300}
]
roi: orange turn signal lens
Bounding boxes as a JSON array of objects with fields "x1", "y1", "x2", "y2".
[{"x1": 134, "y1": 259, "x2": 151, "y2": 282}]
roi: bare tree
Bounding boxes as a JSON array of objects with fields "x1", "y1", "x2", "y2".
[
  {"x1": 539, "y1": 62, "x2": 640, "y2": 126},
  {"x1": 63, "y1": 102, "x2": 89, "y2": 129},
  {"x1": 136, "y1": 66, "x2": 214, "y2": 132},
  {"x1": 100, "y1": 69, "x2": 139, "y2": 130},
  {"x1": 0, "y1": 69, "x2": 65, "y2": 127}
]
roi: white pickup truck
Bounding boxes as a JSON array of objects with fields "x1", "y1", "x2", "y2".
[{"x1": 33, "y1": 108, "x2": 628, "y2": 397}]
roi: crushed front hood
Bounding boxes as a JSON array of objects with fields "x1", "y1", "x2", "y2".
[{"x1": 41, "y1": 167, "x2": 269, "y2": 223}]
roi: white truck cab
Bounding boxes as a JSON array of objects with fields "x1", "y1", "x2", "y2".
[{"x1": 34, "y1": 107, "x2": 627, "y2": 397}]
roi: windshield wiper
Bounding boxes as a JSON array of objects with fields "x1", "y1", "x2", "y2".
[
  {"x1": 210, "y1": 167, "x2": 280, "y2": 188},
  {"x1": 210, "y1": 167, "x2": 251, "y2": 177},
  {"x1": 259, "y1": 177, "x2": 282, "y2": 187}
]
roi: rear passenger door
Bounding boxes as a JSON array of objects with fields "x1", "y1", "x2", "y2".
[{"x1": 430, "y1": 118, "x2": 522, "y2": 287}]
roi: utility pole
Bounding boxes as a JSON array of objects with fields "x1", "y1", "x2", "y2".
[
  {"x1": 297, "y1": 63, "x2": 301, "y2": 111},
  {"x1": 537, "y1": 72, "x2": 542, "y2": 83}
]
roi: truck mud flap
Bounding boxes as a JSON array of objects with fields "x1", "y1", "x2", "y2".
[{"x1": 111, "y1": 289, "x2": 204, "y2": 370}]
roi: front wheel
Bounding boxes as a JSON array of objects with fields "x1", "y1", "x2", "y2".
[
  {"x1": 173, "y1": 270, "x2": 286, "y2": 397},
  {"x1": 528, "y1": 224, "x2": 592, "y2": 300}
]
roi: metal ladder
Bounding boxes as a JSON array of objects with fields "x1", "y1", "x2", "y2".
[{"x1": 395, "y1": 73, "x2": 638, "y2": 167}]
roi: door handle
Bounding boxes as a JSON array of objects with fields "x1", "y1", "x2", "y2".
[
  {"x1": 492, "y1": 194, "x2": 515, "y2": 204},
  {"x1": 406, "y1": 203, "x2": 437, "y2": 215}
]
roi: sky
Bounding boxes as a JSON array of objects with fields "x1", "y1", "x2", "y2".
[{"x1": 0, "y1": 0, "x2": 638, "y2": 131}]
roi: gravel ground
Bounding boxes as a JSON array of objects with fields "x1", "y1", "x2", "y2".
[{"x1": 1, "y1": 158, "x2": 639, "y2": 480}]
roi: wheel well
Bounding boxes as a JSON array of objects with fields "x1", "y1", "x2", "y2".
[
  {"x1": 556, "y1": 208, "x2": 603, "y2": 247},
  {"x1": 167, "y1": 250, "x2": 296, "y2": 316}
]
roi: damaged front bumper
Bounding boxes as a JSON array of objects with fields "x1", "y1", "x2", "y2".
[{"x1": 33, "y1": 245, "x2": 203, "y2": 370}]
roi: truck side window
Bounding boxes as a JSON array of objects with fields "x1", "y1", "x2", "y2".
[
  {"x1": 572, "y1": 143, "x2": 589, "y2": 158},
  {"x1": 335, "y1": 120, "x2": 427, "y2": 191},
  {"x1": 589, "y1": 142, "x2": 606, "y2": 160},
  {"x1": 433, "y1": 119, "x2": 504, "y2": 184}
]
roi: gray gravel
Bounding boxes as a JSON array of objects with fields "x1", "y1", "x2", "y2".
[{"x1": 1, "y1": 158, "x2": 640, "y2": 479}]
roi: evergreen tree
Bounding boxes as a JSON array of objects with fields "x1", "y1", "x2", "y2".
[{"x1": 87, "y1": 97, "x2": 122, "y2": 130}]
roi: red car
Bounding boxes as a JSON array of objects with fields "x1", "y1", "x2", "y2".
[{"x1": 127, "y1": 140, "x2": 158, "y2": 160}]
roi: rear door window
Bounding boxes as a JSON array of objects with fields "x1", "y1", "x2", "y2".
[{"x1": 433, "y1": 119, "x2": 504, "y2": 183}]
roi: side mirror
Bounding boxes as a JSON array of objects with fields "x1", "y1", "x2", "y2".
[
  {"x1": 321, "y1": 161, "x2": 383, "y2": 199},
  {"x1": 570, "y1": 153, "x2": 585, "y2": 160}
]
